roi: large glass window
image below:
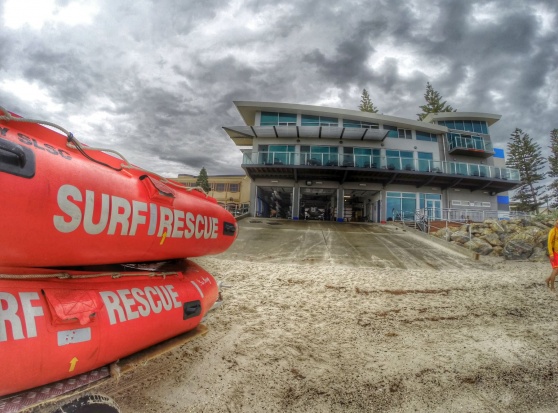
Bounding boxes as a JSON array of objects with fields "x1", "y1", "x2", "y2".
[
  {"x1": 416, "y1": 131, "x2": 438, "y2": 142},
  {"x1": 386, "y1": 150, "x2": 413, "y2": 170},
  {"x1": 386, "y1": 192, "x2": 416, "y2": 221},
  {"x1": 300, "y1": 145, "x2": 338, "y2": 166},
  {"x1": 448, "y1": 161, "x2": 469, "y2": 175},
  {"x1": 349, "y1": 147, "x2": 381, "y2": 168},
  {"x1": 260, "y1": 112, "x2": 297, "y2": 126},
  {"x1": 440, "y1": 119, "x2": 489, "y2": 135},
  {"x1": 301, "y1": 115, "x2": 338, "y2": 127},
  {"x1": 343, "y1": 119, "x2": 380, "y2": 129},
  {"x1": 259, "y1": 144, "x2": 295, "y2": 165},
  {"x1": 229, "y1": 184, "x2": 239, "y2": 192},
  {"x1": 417, "y1": 152, "x2": 433, "y2": 172},
  {"x1": 447, "y1": 133, "x2": 488, "y2": 151}
]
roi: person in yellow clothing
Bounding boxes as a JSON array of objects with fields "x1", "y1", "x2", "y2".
[{"x1": 547, "y1": 220, "x2": 558, "y2": 290}]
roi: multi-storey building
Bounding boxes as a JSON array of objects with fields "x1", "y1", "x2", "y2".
[
  {"x1": 223, "y1": 101, "x2": 520, "y2": 222},
  {"x1": 173, "y1": 174, "x2": 251, "y2": 216}
]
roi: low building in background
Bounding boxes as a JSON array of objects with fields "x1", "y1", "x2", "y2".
[
  {"x1": 173, "y1": 174, "x2": 251, "y2": 216},
  {"x1": 223, "y1": 101, "x2": 521, "y2": 222}
]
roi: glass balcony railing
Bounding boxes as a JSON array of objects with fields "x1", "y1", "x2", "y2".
[
  {"x1": 447, "y1": 133, "x2": 494, "y2": 153},
  {"x1": 242, "y1": 151, "x2": 520, "y2": 181}
]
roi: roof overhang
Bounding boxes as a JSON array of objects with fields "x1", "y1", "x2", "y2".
[
  {"x1": 232, "y1": 101, "x2": 447, "y2": 133},
  {"x1": 240, "y1": 164, "x2": 520, "y2": 194},
  {"x1": 223, "y1": 125, "x2": 390, "y2": 146},
  {"x1": 423, "y1": 112, "x2": 501, "y2": 126}
]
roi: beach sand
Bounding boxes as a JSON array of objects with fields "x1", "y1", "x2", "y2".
[{"x1": 97, "y1": 252, "x2": 558, "y2": 412}]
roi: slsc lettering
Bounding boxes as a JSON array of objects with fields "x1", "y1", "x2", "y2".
[
  {"x1": 17, "y1": 133, "x2": 71, "y2": 160},
  {"x1": 53, "y1": 184, "x2": 220, "y2": 239},
  {"x1": 99, "y1": 285, "x2": 182, "y2": 325},
  {"x1": 0, "y1": 292, "x2": 44, "y2": 342}
]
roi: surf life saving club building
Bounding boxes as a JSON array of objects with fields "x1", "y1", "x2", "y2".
[{"x1": 223, "y1": 101, "x2": 520, "y2": 222}]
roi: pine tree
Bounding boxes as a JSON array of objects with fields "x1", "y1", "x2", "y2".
[
  {"x1": 416, "y1": 82, "x2": 456, "y2": 121},
  {"x1": 195, "y1": 167, "x2": 211, "y2": 193},
  {"x1": 547, "y1": 129, "x2": 558, "y2": 208},
  {"x1": 506, "y1": 128, "x2": 546, "y2": 213},
  {"x1": 358, "y1": 89, "x2": 378, "y2": 113}
]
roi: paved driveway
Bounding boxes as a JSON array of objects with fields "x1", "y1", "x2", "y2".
[{"x1": 221, "y1": 218, "x2": 476, "y2": 269}]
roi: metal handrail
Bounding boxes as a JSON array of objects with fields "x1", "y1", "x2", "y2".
[{"x1": 243, "y1": 151, "x2": 520, "y2": 180}]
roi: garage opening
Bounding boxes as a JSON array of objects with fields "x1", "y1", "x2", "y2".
[
  {"x1": 300, "y1": 187, "x2": 337, "y2": 221},
  {"x1": 342, "y1": 189, "x2": 379, "y2": 222},
  {"x1": 256, "y1": 186, "x2": 292, "y2": 218}
]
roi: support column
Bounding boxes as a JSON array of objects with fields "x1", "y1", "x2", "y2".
[
  {"x1": 336, "y1": 188, "x2": 345, "y2": 222},
  {"x1": 250, "y1": 182, "x2": 258, "y2": 217},
  {"x1": 292, "y1": 186, "x2": 300, "y2": 220}
]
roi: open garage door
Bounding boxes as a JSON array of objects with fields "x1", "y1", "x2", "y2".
[
  {"x1": 342, "y1": 189, "x2": 380, "y2": 222},
  {"x1": 300, "y1": 187, "x2": 337, "y2": 221},
  {"x1": 256, "y1": 185, "x2": 293, "y2": 218}
]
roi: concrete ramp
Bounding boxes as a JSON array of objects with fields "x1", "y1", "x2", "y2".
[{"x1": 220, "y1": 219, "x2": 479, "y2": 269}]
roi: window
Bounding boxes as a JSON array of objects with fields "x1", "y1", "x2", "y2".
[
  {"x1": 383, "y1": 124, "x2": 398, "y2": 138},
  {"x1": 463, "y1": 121, "x2": 474, "y2": 132},
  {"x1": 229, "y1": 184, "x2": 239, "y2": 192},
  {"x1": 259, "y1": 144, "x2": 295, "y2": 164},
  {"x1": 215, "y1": 183, "x2": 225, "y2": 192},
  {"x1": 301, "y1": 145, "x2": 339, "y2": 166},
  {"x1": 260, "y1": 112, "x2": 297, "y2": 126},
  {"x1": 416, "y1": 131, "x2": 438, "y2": 142},
  {"x1": 386, "y1": 128, "x2": 411, "y2": 139},
  {"x1": 398, "y1": 129, "x2": 412, "y2": 139},
  {"x1": 474, "y1": 121, "x2": 488, "y2": 134},
  {"x1": 320, "y1": 116, "x2": 338, "y2": 126},
  {"x1": 440, "y1": 120, "x2": 489, "y2": 135},
  {"x1": 447, "y1": 133, "x2": 488, "y2": 152},
  {"x1": 301, "y1": 114, "x2": 338, "y2": 127},
  {"x1": 348, "y1": 147, "x2": 380, "y2": 168},
  {"x1": 386, "y1": 150, "x2": 414, "y2": 170},
  {"x1": 417, "y1": 152, "x2": 434, "y2": 172},
  {"x1": 386, "y1": 192, "x2": 417, "y2": 221},
  {"x1": 343, "y1": 119, "x2": 379, "y2": 129}
]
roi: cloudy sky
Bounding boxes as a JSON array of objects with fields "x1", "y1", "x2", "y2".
[{"x1": 1, "y1": 0, "x2": 556, "y2": 178}]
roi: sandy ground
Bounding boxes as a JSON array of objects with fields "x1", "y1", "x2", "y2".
[{"x1": 94, "y1": 245, "x2": 558, "y2": 413}]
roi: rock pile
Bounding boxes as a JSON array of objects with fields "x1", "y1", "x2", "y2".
[{"x1": 430, "y1": 216, "x2": 556, "y2": 260}]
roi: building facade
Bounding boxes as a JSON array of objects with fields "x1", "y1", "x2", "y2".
[
  {"x1": 223, "y1": 101, "x2": 520, "y2": 222},
  {"x1": 173, "y1": 174, "x2": 251, "y2": 216}
]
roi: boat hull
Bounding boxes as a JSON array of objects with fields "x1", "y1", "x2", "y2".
[
  {"x1": 0, "y1": 115, "x2": 238, "y2": 268},
  {"x1": 0, "y1": 260, "x2": 218, "y2": 397}
]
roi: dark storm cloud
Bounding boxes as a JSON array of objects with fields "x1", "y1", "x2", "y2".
[{"x1": 1, "y1": 0, "x2": 557, "y2": 177}]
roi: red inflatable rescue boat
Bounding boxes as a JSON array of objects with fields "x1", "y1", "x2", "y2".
[
  {"x1": 0, "y1": 260, "x2": 219, "y2": 397},
  {"x1": 0, "y1": 109, "x2": 238, "y2": 268},
  {"x1": 0, "y1": 108, "x2": 237, "y2": 404}
]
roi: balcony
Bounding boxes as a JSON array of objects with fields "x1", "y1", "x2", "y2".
[
  {"x1": 241, "y1": 151, "x2": 520, "y2": 193},
  {"x1": 447, "y1": 133, "x2": 494, "y2": 158}
]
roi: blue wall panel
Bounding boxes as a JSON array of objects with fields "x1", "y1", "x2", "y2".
[
  {"x1": 494, "y1": 148, "x2": 505, "y2": 158},
  {"x1": 497, "y1": 195, "x2": 509, "y2": 205}
]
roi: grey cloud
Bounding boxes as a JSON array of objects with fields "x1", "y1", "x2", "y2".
[{"x1": 1, "y1": 0, "x2": 557, "y2": 177}]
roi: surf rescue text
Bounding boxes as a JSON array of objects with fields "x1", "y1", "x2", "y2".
[{"x1": 53, "y1": 184, "x2": 220, "y2": 239}]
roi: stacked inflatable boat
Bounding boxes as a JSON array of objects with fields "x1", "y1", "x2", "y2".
[{"x1": 0, "y1": 108, "x2": 237, "y2": 398}]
